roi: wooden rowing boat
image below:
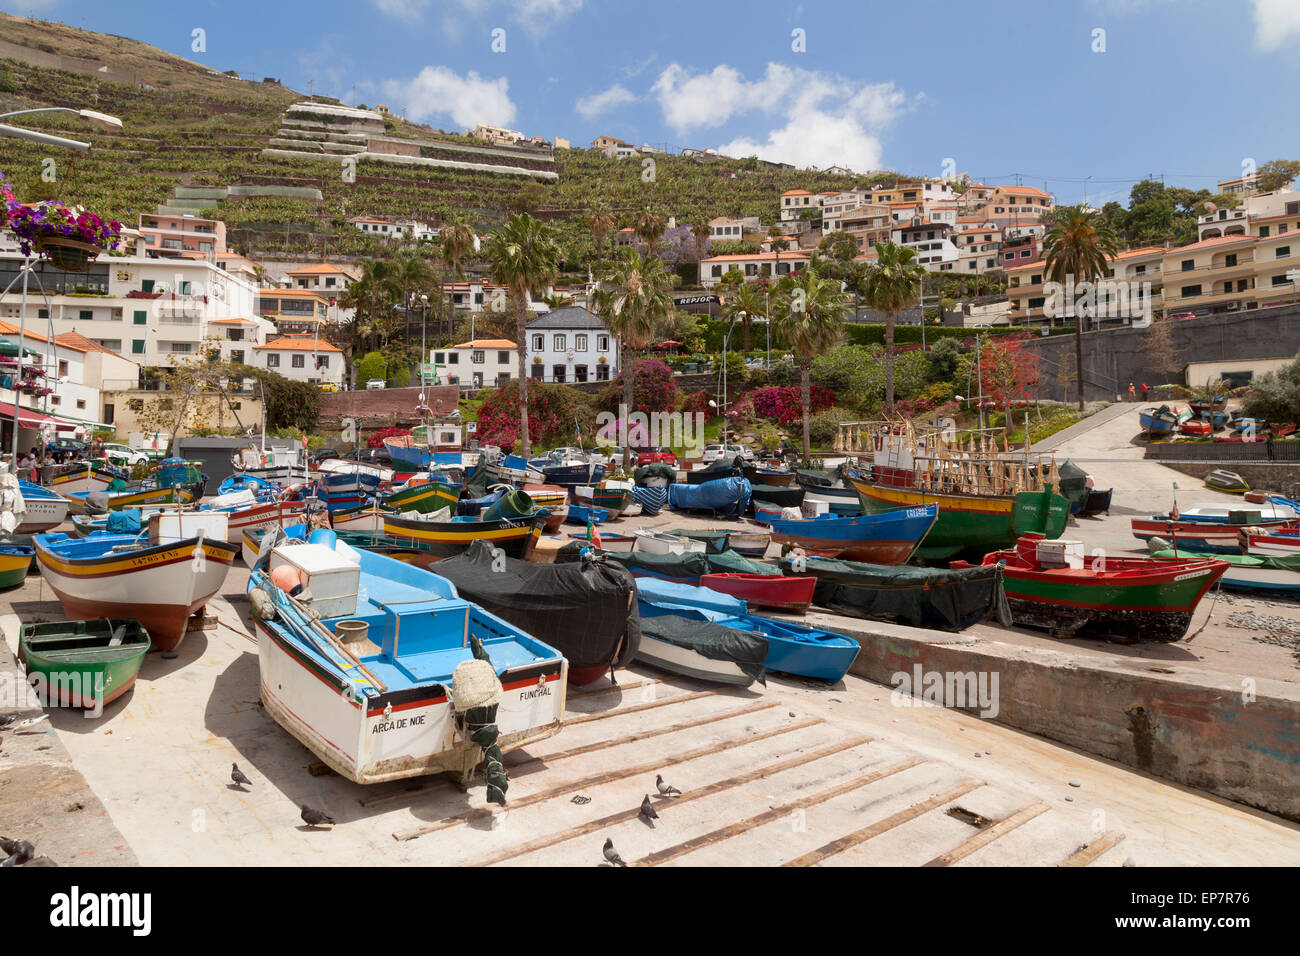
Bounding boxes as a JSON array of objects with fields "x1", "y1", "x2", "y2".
[{"x1": 19, "y1": 619, "x2": 150, "y2": 709}]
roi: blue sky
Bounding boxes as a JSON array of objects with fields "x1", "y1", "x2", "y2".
[{"x1": 4, "y1": 0, "x2": 1298, "y2": 205}]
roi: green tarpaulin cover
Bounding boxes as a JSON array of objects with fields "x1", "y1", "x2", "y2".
[{"x1": 557, "y1": 541, "x2": 780, "y2": 578}]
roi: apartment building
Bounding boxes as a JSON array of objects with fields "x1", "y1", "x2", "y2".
[
  {"x1": 893, "y1": 220, "x2": 960, "y2": 271},
  {"x1": 975, "y1": 186, "x2": 1054, "y2": 228},
  {"x1": 819, "y1": 189, "x2": 874, "y2": 235},
  {"x1": 780, "y1": 189, "x2": 818, "y2": 222},
  {"x1": 472, "y1": 124, "x2": 526, "y2": 146},
  {"x1": 137, "y1": 213, "x2": 227, "y2": 256},
  {"x1": 840, "y1": 203, "x2": 892, "y2": 253},
  {"x1": 256, "y1": 288, "x2": 333, "y2": 335},
  {"x1": 0, "y1": 236, "x2": 262, "y2": 369},
  {"x1": 869, "y1": 179, "x2": 958, "y2": 207},
  {"x1": 0, "y1": 321, "x2": 139, "y2": 430},
  {"x1": 525, "y1": 307, "x2": 617, "y2": 384}
]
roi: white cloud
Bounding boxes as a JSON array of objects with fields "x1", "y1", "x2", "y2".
[
  {"x1": 575, "y1": 83, "x2": 638, "y2": 120},
  {"x1": 373, "y1": 0, "x2": 582, "y2": 37},
  {"x1": 370, "y1": 0, "x2": 429, "y2": 22},
  {"x1": 1252, "y1": 0, "x2": 1300, "y2": 51},
  {"x1": 382, "y1": 67, "x2": 516, "y2": 129},
  {"x1": 650, "y1": 61, "x2": 914, "y2": 172}
]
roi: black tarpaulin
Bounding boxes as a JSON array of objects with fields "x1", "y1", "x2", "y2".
[
  {"x1": 436, "y1": 539, "x2": 639, "y2": 670},
  {"x1": 557, "y1": 541, "x2": 781, "y2": 578},
  {"x1": 780, "y1": 556, "x2": 1011, "y2": 631},
  {"x1": 639, "y1": 612, "x2": 768, "y2": 685}
]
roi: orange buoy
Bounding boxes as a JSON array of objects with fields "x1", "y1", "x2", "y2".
[{"x1": 270, "y1": 565, "x2": 302, "y2": 594}]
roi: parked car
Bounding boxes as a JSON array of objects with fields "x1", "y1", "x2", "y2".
[
  {"x1": 310, "y1": 447, "x2": 340, "y2": 466},
  {"x1": 99, "y1": 442, "x2": 151, "y2": 466},
  {"x1": 318, "y1": 383, "x2": 341, "y2": 392},
  {"x1": 45, "y1": 437, "x2": 86, "y2": 459},
  {"x1": 701, "y1": 443, "x2": 751, "y2": 464},
  {"x1": 355, "y1": 448, "x2": 392, "y2": 467},
  {"x1": 365, "y1": 379, "x2": 387, "y2": 390},
  {"x1": 636, "y1": 446, "x2": 678, "y2": 467}
]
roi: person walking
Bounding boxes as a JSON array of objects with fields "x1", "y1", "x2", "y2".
[
  {"x1": 1128, "y1": 382, "x2": 1136, "y2": 402},
  {"x1": 1141, "y1": 383, "x2": 1149, "y2": 402}
]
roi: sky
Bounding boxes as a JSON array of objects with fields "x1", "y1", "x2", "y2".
[{"x1": 3, "y1": 0, "x2": 1298, "y2": 206}]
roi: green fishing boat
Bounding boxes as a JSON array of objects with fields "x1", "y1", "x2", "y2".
[
  {"x1": 18, "y1": 619, "x2": 151, "y2": 710},
  {"x1": 380, "y1": 478, "x2": 461, "y2": 515},
  {"x1": 0, "y1": 544, "x2": 34, "y2": 588}
]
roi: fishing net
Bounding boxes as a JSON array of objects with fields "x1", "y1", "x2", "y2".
[{"x1": 456, "y1": 635, "x2": 507, "y2": 806}]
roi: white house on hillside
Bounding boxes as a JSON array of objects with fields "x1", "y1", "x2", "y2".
[
  {"x1": 431, "y1": 338, "x2": 517, "y2": 388},
  {"x1": 252, "y1": 335, "x2": 343, "y2": 386},
  {"x1": 525, "y1": 306, "x2": 616, "y2": 384}
]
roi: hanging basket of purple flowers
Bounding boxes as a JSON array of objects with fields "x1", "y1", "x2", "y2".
[{"x1": 1, "y1": 171, "x2": 122, "y2": 272}]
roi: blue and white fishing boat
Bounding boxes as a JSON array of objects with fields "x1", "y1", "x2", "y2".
[
  {"x1": 14, "y1": 480, "x2": 71, "y2": 533},
  {"x1": 565, "y1": 503, "x2": 608, "y2": 526},
  {"x1": 218, "y1": 473, "x2": 281, "y2": 498},
  {"x1": 631, "y1": 485, "x2": 668, "y2": 516},
  {"x1": 530, "y1": 448, "x2": 607, "y2": 489},
  {"x1": 247, "y1": 532, "x2": 567, "y2": 785},
  {"x1": 636, "y1": 578, "x2": 861, "y2": 683},
  {"x1": 766, "y1": 504, "x2": 938, "y2": 564}
]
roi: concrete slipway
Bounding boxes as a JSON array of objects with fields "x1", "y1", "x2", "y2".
[{"x1": 1, "y1": 402, "x2": 1299, "y2": 866}]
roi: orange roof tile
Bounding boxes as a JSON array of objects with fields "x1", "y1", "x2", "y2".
[
  {"x1": 452, "y1": 339, "x2": 517, "y2": 349},
  {"x1": 1166, "y1": 234, "x2": 1256, "y2": 253},
  {"x1": 254, "y1": 335, "x2": 342, "y2": 352},
  {"x1": 285, "y1": 263, "x2": 353, "y2": 275},
  {"x1": 701, "y1": 251, "x2": 812, "y2": 263},
  {"x1": 54, "y1": 331, "x2": 135, "y2": 360}
]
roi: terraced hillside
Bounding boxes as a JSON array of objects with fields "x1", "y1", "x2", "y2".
[{"x1": 0, "y1": 14, "x2": 894, "y2": 263}]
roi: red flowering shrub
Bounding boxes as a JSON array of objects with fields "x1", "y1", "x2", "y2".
[
  {"x1": 746, "y1": 385, "x2": 834, "y2": 425},
  {"x1": 368, "y1": 426, "x2": 412, "y2": 450},
  {"x1": 681, "y1": 390, "x2": 713, "y2": 415},
  {"x1": 598, "y1": 359, "x2": 679, "y2": 414},
  {"x1": 475, "y1": 380, "x2": 592, "y2": 453}
]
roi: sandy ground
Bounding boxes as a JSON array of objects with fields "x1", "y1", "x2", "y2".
[{"x1": 3, "y1": 408, "x2": 1299, "y2": 866}]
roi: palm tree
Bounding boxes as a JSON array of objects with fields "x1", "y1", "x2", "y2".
[
  {"x1": 723, "y1": 280, "x2": 766, "y2": 354},
  {"x1": 392, "y1": 252, "x2": 435, "y2": 365},
  {"x1": 585, "y1": 202, "x2": 616, "y2": 263},
  {"x1": 595, "y1": 248, "x2": 679, "y2": 469},
  {"x1": 861, "y1": 242, "x2": 925, "y2": 415},
  {"x1": 690, "y1": 216, "x2": 712, "y2": 262},
  {"x1": 252, "y1": 264, "x2": 273, "y2": 288},
  {"x1": 337, "y1": 258, "x2": 400, "y2": 386},
  {"x1": 773, "y1": 268, "x2": 849, "y2": 459},
  {"x1": 439, "y1": 215, "x2": 477, "y2": 339},
  {"x1": 1043, "y1": 206, "x2": 1122, "y2": 410},
  {"x1": 486, "y1": 213, "x2": 562, "y2": 456},
  {"x1": 634, "y1": 206, "x2": 667, "y2": 253}
]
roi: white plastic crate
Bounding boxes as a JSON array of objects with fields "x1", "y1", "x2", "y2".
[{"x1": 269, "y1": 543, "x2": 361, "y2": 618}]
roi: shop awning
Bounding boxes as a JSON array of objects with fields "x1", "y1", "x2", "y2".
[{"x1": 0, "y1": 402, "x2": 79, "y2": 431}]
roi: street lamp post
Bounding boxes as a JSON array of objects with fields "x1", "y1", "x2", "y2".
[
  {"x1": 717, "y1": 314, "x2": 739, "y2": 447},
  {"x1": 419, "y1": 293, "x2": 429, "y2": 399}
]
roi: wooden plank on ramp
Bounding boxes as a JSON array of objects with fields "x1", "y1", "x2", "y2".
[
  {"x1": 781, "y1": 781, "x2": 983, "y2": 867},
  {"x1": 921, "y1": 802, "x2": 1050, "y2": 867},
  {"x1": 1060, "y1": 831, "x2": 1126, "y2": 867}
]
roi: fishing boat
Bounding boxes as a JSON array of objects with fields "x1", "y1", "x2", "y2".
[
  {"x1": 562, "y1": 541, "x2": 781, "y2": 585},
  {"x1": 457, "y1": 487, "x2": 505, "y2": 517},
  {"x1": 317, "y1": 461, "x2": 386, "y2": 494},
  {"x1": 382, "y1": 510, "x2": 545, "y2": 560},
  {"x1": 13, "y1": 480, "x2": 71, "y2": 532},
  {"x1": 633, "y1": 611, "x2": 767, "y2": 686},
  {"x1": 565, "y1": 503, "x2": 608, "y2": 526},
  {"x1": 1189, "y1": 395, "x2": 1227, "y2": 415},
  {"x1": 520, "y1": 483, "x2": 568, "y2": 532},
  {"x1": 1200, "y1": 409, "x2": 1232, "y2": 429},
  {"x1": 218, "y1": 473, "x2": 281, "y2": 497},
  {"x1": 767, "y1": 504, "x2": 938, "y2": 564},
  {"x1": 531, "y1": 448, "x2": 606, "y2": 488},
  {"x1": 779, "y1": 554, "x2": 1009, "y2": 631},
  {"x1": 64, "y1": 483, "x2": 192, "y2": 516},
  {"x1": 231, "y1": 445, "x2": 303, "y2": 486},
  {"x1": 633, "y1": 528, "x2": 706, "y2": 555},
  {"x1": 573, "y1": 483, "x2": 634, "y2": 518},
  {"x1": 18, "y1": 619, "x2": 151, "y2": 710},
  {"x1": 794, "y1": 468, "x2": 862, "y2": 515},
  {"x1": 668, "y1": 476, "x2": 751, "y2": 517},
  {"x1": 47, "y1": 460, "x2": 127, "y2": 496},
  {"x1": 380, "y1": 476, "x2": 461, "y2": 515},
  {"x1": 566, "y1": 531, "x2": 636, "y2": 552},
  {"x1": 1238, "y1": 526, "x2": 1300, "y2": 558},
  {"x1": 382, "y1": 428, "x2": 470, "y2": 471},
  {"x1": 845, "y1": 421, "x2": 1070, "y2": 559},
  {"x1": 248, "y1": 535, "x2": 567, "y2": 785},
  {"x1": 752, "y1": 501, "x2": 790, "y2": 524},
  {"x1": 1181, "y1": 419, "x2": 1212, "y2": 437},
  {"x1": 243, "y1": 524, "x2": 446, "y2": 569},
  {"x1": 0, "y1": 544, "x2": 34, "y2": 587},
  {"x1": 700, "y1": 573, "x2": 816, "y2": 613},
  {"x1": 631, "y1": 485, "x2": 668, "y2": 516},
  {"x1": 955, "y1": 535, "x2": 1227, "y2": 641},
  {"x1": 1205, "y1": 469, "x2": 1250, "y2": 493},
  {"x1": 435, "y1": 539, "x2": 639, "y2": 686},
  {"x1": 685, "y1": 461, "x2": 742, "y2": 485},
  {"x1": 34, "y1": 530, "x2": 237, "y2": 651},
  {"x1": 636, "y1": 578, "x2": 859, "y2": 683},
  {"x1": 740, "y1": 463, "x2": 795, "y2": 487},
  {"x1": 1140, "y1": 405, "x2": 1191, "y2": 436},
  {"x1": 1131, "y1": 501, "x2": 1298, "y2": 552},
  {"x1": 1232, "y1": 417, "x2": 1265, "y2": 435},
  {"x1": 748, "y1": 483, "x2": 805, "y2": 510},
  {"x1": 1079, "y1": 488, "x2": 1113, "y2": 517},
  {"x1": 327, "y1": 501, "x2": 386, "y2": 532},
  {"x1": 664, "y1": 528, "x2": 771, "y2": 558},
  {"x1": 1151, "y1": 548, "x2": 1300, "y2": 594}
]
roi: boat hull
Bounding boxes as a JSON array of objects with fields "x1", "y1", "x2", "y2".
[
  {"x1": 852, "y1": 479, "x2": 1069, "y2": 559},
  {"x1": 0, "y1": 548, "x2": 34, "y2": 588},
  {"x1": 701, "y1": 573, "x2": 816, "y2": 613},
  {"x1": 633, "y1": 633, "x2": 755, "y2": 686},
  {"x1": 382, "y1": 512, "x2": 544, "y2": 560},
  {"x1": 382, "y1": 479, "x2": 461, "y2": 515},
  {"x1": 19, "y1": 619, "x2": 150, "y2": 710},
  {"x1": 767, "y1": 505, "x2": 938, "y2": 564},
  {"x1": 34, "y1": 534, "x2": 237, "y2": 651},
  {"x1": 1130, "y1": 516, "x2": 1295, "y2": 553},
  {"x1": 14, "y1": 495, "x2": 70, "y2": 533}
]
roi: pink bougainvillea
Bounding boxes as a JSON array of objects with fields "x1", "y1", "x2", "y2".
[
  {"x1": 599, "y1": 359, "x2": 679, "y2": 414},
  {"x1": 744, "y1": 385, "x2": 834, "y2": 425},
  {"x1": 368, "y1": 426, "x2": 412, "y2": 450}
]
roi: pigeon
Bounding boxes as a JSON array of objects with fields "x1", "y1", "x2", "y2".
[
  {"x1": 300, "y1": 804, "x2": 335, "y2": 828},
  {"x1": 639, "y1": 795, "x2": 659, "y2": 824},
  {"x1": 231, "y1": 763, "x2": 252, "y2": 790},
  {"x1": 655, "y1": 774, "x2": 681, "y2": 797},
  {"x1": 0, "y1": 714, "x2": 18, "y2": 730},
  {"x1": 1, "y1": 837, "x2": 35, "y2": 867},
  {"x1": 602, "y1": 837, "x2": 627, "y2": 867}
]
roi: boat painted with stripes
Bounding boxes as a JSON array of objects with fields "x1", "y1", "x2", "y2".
[
  {"x1": 954, "y1": 534, "x2": 1227, "y2": 642},
  {"x1": 0, "y1": 544, "x2": 34, "y2": 588},
  {"x1": 248, "y1": 537, "x2": 567, "y2": 785},
  {"x1": 14, "y1": 480, "x2": 71, "y2": 532},
  {"x1": 34, "y1": 531, "x2": 238, "y2": 651},
  {"x1": 382, "y1": 510, "x2": 545, "y2": 560},
  {"x1": 380, "y1": 477, "x2": 461, "y2": 515},
  {"x1": 48, "y1": 461, "x2": 127, "y2": 496},
  {"x1": 1151, "y1": 548, "x2": 1300, "y2": 594},
  {"x1": 18, "y1": 619, "x2": 150, "y2": 710},
  {"x1": 768, "y1": 504, "x2": 938, "y2": 564}
]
